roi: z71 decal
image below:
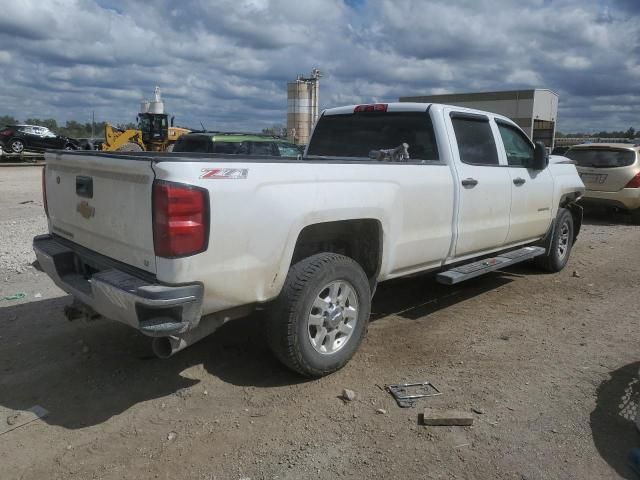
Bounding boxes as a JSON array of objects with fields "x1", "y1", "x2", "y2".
[{"x1": 200, "y1": 168, "x2": 249, "y2": 179}]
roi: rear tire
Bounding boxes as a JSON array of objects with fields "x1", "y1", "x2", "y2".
[
  {"x1": 267, "y1": 253, "x2": 371, "y2": 377},
  {"x1": 116, "y1": 142, "x2": 143, "y2": 152},
  {"x1": 535, "y1": 208, "x2": 574, "y2": 272},
  {"x1": 9, "y1": 138, "x2": 24, "y2": 154}
]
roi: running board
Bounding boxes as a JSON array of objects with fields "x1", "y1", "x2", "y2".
[{"x1": 436, "y1": 246, "x2": 546, "y2": 285}]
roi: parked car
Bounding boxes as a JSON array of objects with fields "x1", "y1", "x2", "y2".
[
  {"x1": 0, "y1": 125, "x2": 79, "y2": 153},
  {"x1": 34, "y1": 102, "x2": 584, "y2": 377},
  {"x1": 566, "y1": 143, "x2": 640, "y2": 218},
  {"x1": 172, "y1": 132, "x2": 301, "y2": 157}
]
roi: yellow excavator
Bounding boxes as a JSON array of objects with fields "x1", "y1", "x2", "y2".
[{"x1": 101, "y1": 87, "x2": 190, "y2": 152}]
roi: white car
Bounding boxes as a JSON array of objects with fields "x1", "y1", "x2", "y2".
[{"x1": 34, "y1": 102, "x2": 584, "y2": 376}]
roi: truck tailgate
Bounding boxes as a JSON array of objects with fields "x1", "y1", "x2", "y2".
[{"x1": 44, "y1": 152, "x2": 157, "y2": 274}]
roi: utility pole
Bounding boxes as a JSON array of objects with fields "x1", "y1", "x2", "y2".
[{"x1": 91, "y1": 111, "x2": 95, "y2": 139}]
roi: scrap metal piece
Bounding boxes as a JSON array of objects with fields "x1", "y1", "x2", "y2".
[{"x1": 386, "y1": 381, "x2": 442, "y2": 408}]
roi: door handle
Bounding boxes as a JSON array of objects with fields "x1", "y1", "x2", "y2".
[
  {"x1": 513, "y1": 177, "x2": 526, "y2": 186},
  {"x1": 461, "y1": 178, "x2": 478, "y2": 187}
]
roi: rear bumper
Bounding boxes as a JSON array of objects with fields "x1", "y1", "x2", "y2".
[
  {"x1": 33, "y1": 235, "x2": 203, "y2": 336},
  {"x1": 581, "y1": 188, "x2": 640, "y2": 211}
]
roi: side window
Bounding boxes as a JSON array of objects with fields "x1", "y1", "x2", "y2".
[
  {"x1": 249, "y1": 142, "x2": 275, "y2": 156},
  {"x1": 213, "y1": 142, "x2": 242, "y2": 154},
  {"x1": 276, "y1": 144, "x2": 300, "y2": 157},
  {"x1": 497, "y1": 123, "x2": 534, "y2": 167},
  {"x1": 451, "y1": 116, "x2": 499, "y2": 165}
]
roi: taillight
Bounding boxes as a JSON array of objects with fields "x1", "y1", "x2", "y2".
[
  {"x1": 152, "y1": 180, "x2": 209, "y2": 258},
  {"x1": 42, "y1": 166, "x2": 49, "y2": 217},
  {"x1": 354, "y1": 103, "x2": 388, "y2": 113},
  {"x1": 625, "y1": 172, "x2": 640, "y2": 188},
  {"x1": 0, "y1": 129, "x2": 12, "y2": 136}
]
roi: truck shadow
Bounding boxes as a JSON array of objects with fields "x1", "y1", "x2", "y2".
[
  {"x1": 590, "y1": 361, "x2": 640, "y2": 479},
  {"x1": 0, "y1": 270, "x2": 518, "y2": 430}
]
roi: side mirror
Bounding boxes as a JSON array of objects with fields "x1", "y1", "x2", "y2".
[
  {"x1": 531, "y1": 142, "x2": 548, "y2": 170},
  {"x1": 171, "y1": 116, "x2": 175, "y2": 127}
]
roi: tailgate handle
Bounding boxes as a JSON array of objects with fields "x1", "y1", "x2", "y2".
[{"x1": 76, "y1": 176, "x2": 93, "y2": 198}]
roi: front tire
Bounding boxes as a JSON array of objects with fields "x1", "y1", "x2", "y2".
[
  {"x1": 535, "y1": 208, "x2": 574, "y2": 272},
  {"x1": 267, "y1": 253, "x2": 371, "y2": 377}
]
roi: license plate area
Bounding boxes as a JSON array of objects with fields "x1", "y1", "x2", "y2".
[{"x1": 580, "y1": 173, "x2": 608, "y2": 184}]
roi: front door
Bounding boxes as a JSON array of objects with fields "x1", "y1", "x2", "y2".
[
  {"x1": 447, "y1": 111, "x2": 511, "y2": 258},
  {"x1": 495, "y1": 121, "x2": 553, "y2": 244}
]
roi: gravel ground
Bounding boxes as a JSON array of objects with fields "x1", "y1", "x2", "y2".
[{"x1": 0, "y1": 165, "x2": 639, "y2": 480}]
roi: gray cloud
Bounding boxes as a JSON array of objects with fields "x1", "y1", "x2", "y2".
[{"x1": 0, "y1": 0, "x2": 637, "y2": 133}]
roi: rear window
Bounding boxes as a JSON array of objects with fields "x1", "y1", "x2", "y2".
[
  {"x1": 566, "y1": 148, "x2": 636, "y2": 168},
  {"x1": 173, "y1": 136, "x2": 211, "y2": 153},
  {"x1": 307, "y1": 112, "x2": 439, "y2": 161}
]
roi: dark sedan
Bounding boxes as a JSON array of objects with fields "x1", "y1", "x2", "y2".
[{"x1": 0, "y1": 125, "x2": 79, "y2": 153}]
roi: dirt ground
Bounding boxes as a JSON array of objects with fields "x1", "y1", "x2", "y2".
[{"x1": 1, "y1": 165, "x2": 639, "y2": 480}]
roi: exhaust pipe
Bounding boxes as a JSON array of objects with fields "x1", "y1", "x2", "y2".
[{"x1": 151, "y1": 305, "x2": 254, "y2": 359}]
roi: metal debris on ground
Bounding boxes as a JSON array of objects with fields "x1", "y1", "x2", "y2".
[
  {"x1": 2, "y1": 293, "x2": 26, "y2": 301},
  {"x1": 386, "y1": 381, "x2": 442, "y2": 408},
  {"x1": 0, "y1": 405, "x2": 49, "y2": 435}
]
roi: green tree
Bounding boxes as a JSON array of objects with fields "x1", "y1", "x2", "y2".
[
  {"x1": 626, "y1": 127, "x2": 636, "y2": 139},
  {"x1": 0, "y1": 115, "x2": 19, "y2": 126},
  {"x1": 261, "y1": 124, "x2": 286, "y2": 137},
  {"x1": 25, "y1": 118, "x2": 58, "y2": 131}
]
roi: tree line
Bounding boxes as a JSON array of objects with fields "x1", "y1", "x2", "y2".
[
  {"x1": 0, "y1": 115, "x2": 135, "y2": 139},
  {"x1": 556, "y1": 127, "x2": 638, "y2": 139}
]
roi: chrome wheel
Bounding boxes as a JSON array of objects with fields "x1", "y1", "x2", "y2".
[
  {"x1": 10, "y1": 139, "x2": 24, "y2": 153},
  {"x1": 557, "y1": 220, "x2": 570, "y2": 260},
  {"x1": 308, "y1": 280, "x2": 358, "y2": 355}
]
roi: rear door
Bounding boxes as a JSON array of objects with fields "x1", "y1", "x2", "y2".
[
  {"x1": 446, "y1": 110, "x2": 511, "y2": 257},
  {"x1": 567, "y1": 147, "x2": 638, "y2": 191},
  {"x1": 45, "y1": 153, "x2": 157, "y2": 273},
  {"x1": 495, "y1": 120, "x2": 553, "y2": 244}
]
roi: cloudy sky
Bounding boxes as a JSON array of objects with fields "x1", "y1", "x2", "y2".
[{"x1": 0, "y1": 0, "x2": 638, "y2": 133}]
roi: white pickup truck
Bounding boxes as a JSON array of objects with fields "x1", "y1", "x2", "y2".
[{"x1": 34, "y1": 102, "x2": 584, "y2": 377}]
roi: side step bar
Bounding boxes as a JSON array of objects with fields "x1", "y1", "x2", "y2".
[{"x1": 436, "y1": 246, "x2": 545, "y2": 285}]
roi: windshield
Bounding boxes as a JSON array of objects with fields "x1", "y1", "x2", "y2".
[
  {"x1": 307, "y1": 111, "x2": 439, "y2": 160},
  {"x1": 566, "y1": 148, "x2": 636, "y2": 168}
]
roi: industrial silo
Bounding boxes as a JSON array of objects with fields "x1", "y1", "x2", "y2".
[{"x1": 287, "y1": 69, "x2": 321, "y2": 146}]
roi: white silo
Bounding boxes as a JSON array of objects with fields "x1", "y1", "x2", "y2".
[{"x1": 287, "y1": 69, "x2": 321, "y2": 146}]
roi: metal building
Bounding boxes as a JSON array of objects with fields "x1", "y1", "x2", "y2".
[
  {"x1": 400, "y1": 89, "x2": 559, "y2": 148},
  {"x1": 287, "y1": 69, "x2": 321, "y2": 146}
]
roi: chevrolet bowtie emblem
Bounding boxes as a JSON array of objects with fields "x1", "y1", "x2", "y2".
[{"x1": 77, "y1": 201, "x2": 95, "y2": 219}]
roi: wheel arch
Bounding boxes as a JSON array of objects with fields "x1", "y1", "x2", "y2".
[
  {"x1": 559, "y1": 192, "x2": 583, "y2": 242},
  {"x1": 289, "y1": 218, "x2": 383, "y2": 291}
]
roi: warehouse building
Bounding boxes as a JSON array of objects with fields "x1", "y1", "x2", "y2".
[{"x1": 399, "y1": 89, "x2": 559, "y2": 148}]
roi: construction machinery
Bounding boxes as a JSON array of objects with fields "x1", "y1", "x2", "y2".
[{"x1": 101, "y1": 87, "x2": 190, "y2": 152}]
